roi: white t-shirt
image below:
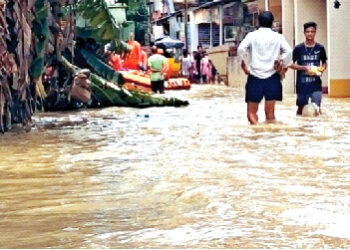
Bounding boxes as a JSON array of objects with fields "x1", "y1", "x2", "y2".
[{"x1": 181, "y1": 56, "x2": 191, "y2": 76}]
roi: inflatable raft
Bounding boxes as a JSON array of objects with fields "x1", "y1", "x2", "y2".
[{"x1": 121, "y1": 70, "x2": 191, "y2": 91}]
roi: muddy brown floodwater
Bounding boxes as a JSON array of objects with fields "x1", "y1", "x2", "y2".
[{"x1": 1, "y1": 85, "x2": 350, "y2": 248}]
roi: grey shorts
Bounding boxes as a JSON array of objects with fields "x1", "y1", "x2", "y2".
[{"x1": 296, "y1": 91, "x2": 322, "y2": 107}]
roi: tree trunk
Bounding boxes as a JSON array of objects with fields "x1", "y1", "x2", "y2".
[
  {"x1": 0, "y1": 0, "x2": 34, "y2": 132},
  {"x1": 0, "y1": 0, "x2": 76, "y2": 133}
]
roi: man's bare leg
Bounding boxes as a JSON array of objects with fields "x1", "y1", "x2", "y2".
[
  {"x1": 247, "y1": 102, "x2": 259, "y2": 125},
  {"x1": 265, "y1": 100, "x2": 276, "y2": 123}
]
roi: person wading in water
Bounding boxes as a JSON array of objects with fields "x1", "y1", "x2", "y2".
[
  {"x1": 290, "y1": 21, "x2": 328, "y2": 115},
  {"x1": 238, "y1": 11, "x2": 292, "y2": 125}
]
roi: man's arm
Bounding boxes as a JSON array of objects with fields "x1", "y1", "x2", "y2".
[
  {"x1": 290, "y1": 63, "x2": 308, "y2": 71},
  {"x1": 241, "y1": 60, "x2": 250, "y2": 75},
  {"x1": 320, "y1": 61, "x2": 327, "y2": 72},
  {"x1": 237, "y1": 33, "x2": 251, "y2": 74},
  {"x1": 237, "y1": 34, "x2": 251, "y2": 60},
  {"x1": 161, "y1": 58, "x2": 169, "y2": 75},
  {"x1": 319, "y1": 46, "x2": 328, "y2": 73},
  {"x1": 148, "y1": 57, "x2": 152, "y2": 71}
]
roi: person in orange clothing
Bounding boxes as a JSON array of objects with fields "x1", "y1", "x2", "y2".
[
  {"x1": 140, "y1": 48, "x2": 148, "y2": 71},
  {"x1": 124, "y1": 33, "x2": 142, "y2": 70},
  {"x1": 108, "y1": 52, "x2": 123, "y2": 71},
  {"x1": 105, "y1": 44, "x2": 123, "y2": 71}
]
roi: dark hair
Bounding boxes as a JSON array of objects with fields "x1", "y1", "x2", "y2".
[
  {"x1": 258, "y1": 11, "x2": 274, "y2": 28},
  {"x1": 183, "y1": 49, "x2": 188, "y2": 57},
  {"x1": 151, "y1": 46, "x2": 158, "y2": 54},
  {"x1": 304, "y1": 22, "x2": 317, "y2": 31}
]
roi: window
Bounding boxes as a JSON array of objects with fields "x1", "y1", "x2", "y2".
[{"x1": 223, "y1": 0, "x2": 264, "y2": 44}]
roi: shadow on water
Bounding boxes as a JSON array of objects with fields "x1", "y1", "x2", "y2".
[{"x1": 1, "y1": 85, "x2": 350, "y2": 248}]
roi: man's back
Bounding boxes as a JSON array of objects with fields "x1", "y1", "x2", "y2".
[
  {"x1": 148, "y1": 54, "x2": 166, "y2": 81},
  {"x1": 238, "y1": 28, "x2": 292, "y2": 79}
]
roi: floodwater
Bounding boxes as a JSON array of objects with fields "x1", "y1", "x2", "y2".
[{"x1": 1, "y1": 84, "x2": 350, "y2": 248}]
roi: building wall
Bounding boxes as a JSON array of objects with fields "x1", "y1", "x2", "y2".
[
  {"x1": 281, "y1": 0, "x2": 295, "y2": 94},
  {"x1": 328, "y1": 0, "x2": 350, "y2": 97},
  {"x1": 294, "y1": 0, "x2": 328, "y2": 89},
  {"x1": 227, "y1": 56, "x2": 247, "y2": 88},
  {"x1": 206, "y1": 45, "x2": 246, "y2": 87},
  {"x1": 269, "y1": 0, "x2": 282, "y2": 26},
  {"x1": 189, "y1": 11, "x2": 198, "y2": 52},
  {"x1": 207, "y1": 46, "x2": 229, "y2": 78}
]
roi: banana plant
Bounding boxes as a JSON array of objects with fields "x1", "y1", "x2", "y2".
[
  {"x1": 31, "y1": 0, "x2": 50, "y2": 80},
  {"x1": 0, "y1": 0, "x2": 36, "y2": 132},
  {"x1": 76, "y1": 0, "x2": 130, "y2": 54}
]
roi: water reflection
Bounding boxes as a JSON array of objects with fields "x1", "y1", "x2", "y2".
[{"x1": 1, "y1": 85, "x2": 350, "y2": 248}]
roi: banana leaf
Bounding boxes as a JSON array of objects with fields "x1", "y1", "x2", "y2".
[
  {"x1": 76, "y1": 0, "x2": 130, "y2": 54},
  {"x1": 30, "y1": 57, "x2": 44, "y2": 79},
  {"x1": 90, "y1": 74, "x2": 129, "y2": 106},
  {"x1": 90, "y1": 11, "x2": 108, "y2": 27},
  {"x1": 80, "y1": 48, "x2": 123, "y2": 84},
  {"x1": 35, "y1": 0, "x2": 46, "y2": 11},
  {"x1": 36, "y1": 6, "x2": 49, "y2": 20}
]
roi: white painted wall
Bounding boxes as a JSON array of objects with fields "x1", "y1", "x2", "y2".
[
  {"x1": 282, "y1": 0, "x2": 295, "y2": 94},
  {"x1": 327, "y1": 0, "x2": 350, "y2": 79}
]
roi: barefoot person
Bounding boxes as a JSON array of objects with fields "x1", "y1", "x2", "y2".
[
  {"x1": 290, "y1": 22, "x2": 328, "y2": 115},
  {"x1": 238, "y1": 11, "x2": 292, "y2": 125}
]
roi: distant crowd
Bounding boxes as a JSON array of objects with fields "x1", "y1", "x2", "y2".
[{"x1": 104, "y1": 35, "x2": 219, "y2": 85}]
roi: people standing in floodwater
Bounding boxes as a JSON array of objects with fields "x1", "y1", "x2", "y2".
[
  {"x1": 180, "y1": 49, "x2": 191, "y2": 78},
  {"x1": 238, "y1": 11, "x2": 292, "y2": 125},
  {"x1": 124, "y1": 33, "x2": 142, "y2": 70},
  {"x1": 290, "y1": 22, "x2": 328, "y2": 115},
  {"x1": 148, "y1": 46, "x2": 168, "y2": 94},
  {"x1": 200, "y1": 52, "x2": 212, "y2": 84},
  {"x1": 140, "y1": 48, "x2": 148, "y2": 71},
  {"x1": 209, "y1": 59, "x2": 217, "y2": 84},
  {"x1": 189, "y1": 51, "x2": 197, "y2": 82},
  {"x1": 194, "y1": 45, "x2": 205, "y2": 83}
]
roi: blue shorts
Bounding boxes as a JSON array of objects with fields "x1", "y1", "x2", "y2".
[
  {"x1": 296, "y1": 91, "x2": 322, "y2": 107},
  {"x1": 245, "y1": 73, "x2": 282, "y2": 103}
]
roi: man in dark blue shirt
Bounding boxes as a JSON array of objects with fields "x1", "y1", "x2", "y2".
[{"x1": 291, "y1": 22, "x2": 327, "y2": 115}]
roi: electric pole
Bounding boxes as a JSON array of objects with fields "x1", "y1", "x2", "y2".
[{"x1": 184, "y1": 0, "x2": 188, "y2": 51}]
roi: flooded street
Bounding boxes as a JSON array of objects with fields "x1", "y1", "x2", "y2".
[{"x1": 1, "y1": 84, "x2": 350, "y2": 248}]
